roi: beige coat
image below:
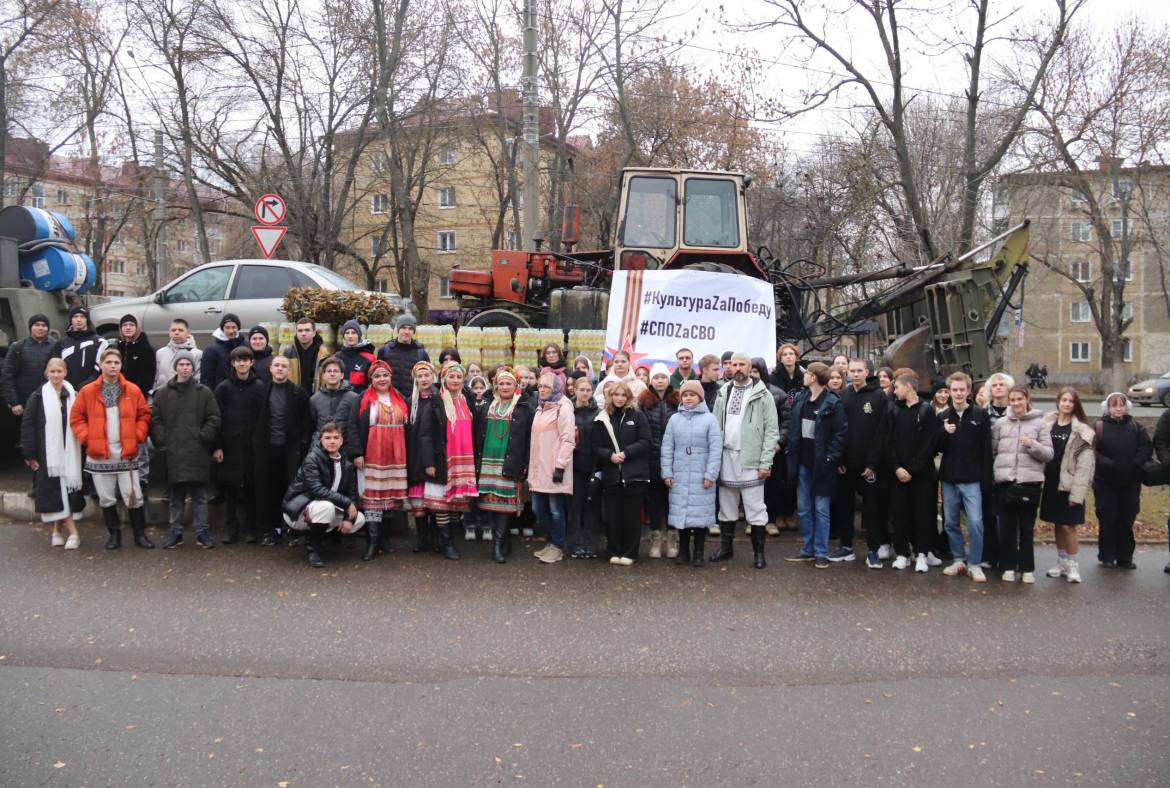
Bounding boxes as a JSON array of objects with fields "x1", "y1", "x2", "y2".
[{"x1": 1043, "y1": 412, "x2": 1096, "y2": 505}]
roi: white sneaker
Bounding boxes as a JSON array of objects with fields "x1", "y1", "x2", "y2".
[
  {"x1": 942, "y1": 561, "x2": 966, "y2": 577},
  {"x1": 618, "y1": 556, "x2": 635, "y2": 566},
  {"x1": 925, "y1": 552, "x2": 943, "y2": 567},
  {"x1": 609, "y1": 556, "x2": 622, "y2": 565},
  {"x1": 464, "y1": 528, "x2": 476, "y2": 542},
  {"x1": 1002, "y1": 570, "x2": 1017, "y2": 582},
  {"x1": 765, "y1": 523, "x2": 780, "y2": 536},
  {"x1": 1067, "y1": 561, "x2": 1082, "y2": 583},
  {"x1": 51, "y1": 531, "x2": 65, "y2": 547},
  {"x1": 914, "y1": 553, "x2": 928, "y2": 573},
  {"x1": 709, "y1": 524, "x2": 721, "y2": 536},
  {"x1": 1046, "y1": 560, "x2": 1068, "y2": 578},
  {"x1": 1021, "y1": 572, "x2": 1035, "y2": 584},
  {"x1": 534, "y1": 545, "x2": 552, "y2": 560},
  {"x1": 892, "y1": 555, "x2": 911, "y2": 570},
  {"x1": 538, "y1": 545, "x2": 563, "y2": 564},
  {"x1": 64, "y1": 534, "x2": 80, "y2": 550},
  {"x1": 510, "y1": 528, "x2": 520, "y2": 536},
  {"x1": 522, "y1": 528, "x2": 534, "y2": 538},
  {"x1": 877, "y1": 544, "x2": 893, "y2": 560},
  {"x1": 969, "y1": 566, "x2": 987, "y2": 583}
]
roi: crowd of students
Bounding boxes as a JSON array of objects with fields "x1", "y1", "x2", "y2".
[{"x1": 6, "y1": 308, "x2": 1170, "y2": 578}]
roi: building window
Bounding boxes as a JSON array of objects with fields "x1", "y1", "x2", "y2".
[
  {"x1": 28, "y1": 183, "x2": 45, "y2": 209},
  {"x1": 375, "y1": 279, "x2": 389, "y2": 293},
  {"x1": 175, "y1": 239, "x2": 189, "y2": 253},
  {"x1": 1070, "y1": 222, "x2": 1091, "y2": 242},
  {"x1": 1070, "y1": 302, "x2": 1091, "y2": 323},
  {"x1": 3, "y1": 180, "x2": 17, "y2": 198},
  {"x1": 371, "y1": 150, "x2": 388, "y2": 176},
  {"x1": 438, "y1": 275, "x2": 452, "y2": 298},
  {"x1": 437, "y1": 186, "x2": 456, "y2": 208},
  {"x1": 107, "y1": 259, "x2": 125, "y2": 274},
  {"x1": 1122, "y1": 338, "x2": 1133, "y2": 362},
  {"x1": 370, "y1": 236, "x2": 387, "y2": 258},
  {"x1": 371, "y1": 193, "x2": 389, "y2": 214},
  {"x1": 1115, "y1": 259, "x2": 1134, "y2": 282},
  {"x1": 1069, "y1": 190, "x2": 1087, "y2": 208},
  {"x1": 506, "y1": 229, "x2": 518, "y2": 250},
  {"x1": 438, "y1": 144, "x2": 456, "y2": 165},
  {"x1": 437, "y1": 231, "x2": 456, "y2": 253},
  {"x1": 1120, "y1": 302, "x2": 1133, "y2": 321},
  {"x1": 1070, "y1": 260, "x2": 1091, "y2": 282},
  {"x1": 1112, "y1": 180, "x2": 1131, "y2": 200},
  {"x1": 1069, "y1": 341, "x2": 1091, "y2": 362},
  {"x1": 56, "y1": 188, "x2": 69, "y2": 205}
]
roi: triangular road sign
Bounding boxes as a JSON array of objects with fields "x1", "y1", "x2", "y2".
[{"x1": 251, "y1": 225, "x2": 287, "y2": 258}]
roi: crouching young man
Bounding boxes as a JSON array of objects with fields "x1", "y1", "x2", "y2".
[{"x1": 281, "y1": 421, "x2": 365, "y2": 567}]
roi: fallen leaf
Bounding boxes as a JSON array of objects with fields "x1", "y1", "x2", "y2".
[
  {"x1": 214, "y1": 737, "x2": 224, "y2": 743},
  {"x1": 126, "y1": 725, "x2": 136, "y2": 731},
  {"x1": 911, "y1": 746, "x2": 923, "y2": 753},
  {"x1": 53, "y1": 761, "x2": 65, "y2": 769},
  {"x1": 571, "y1": 743, "x2": 584, "y2": 749}
]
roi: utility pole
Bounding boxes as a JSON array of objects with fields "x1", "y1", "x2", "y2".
[
  {"x1": 153, "y1": 129, "x2": 168, "y2": 288},
  {"x1": 521, "y1": 0, "x2": 541, "y2": 250}
]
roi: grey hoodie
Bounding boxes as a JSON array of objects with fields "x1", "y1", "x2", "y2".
[{"x1": 154, "y1": 336, "x2": 203, "y2": 394}]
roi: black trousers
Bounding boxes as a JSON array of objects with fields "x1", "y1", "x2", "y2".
[
  {"x1": 764, "y1": 450, "x2": 789, "y2": 520},
  {"x1": 996, "y1": 483, "x2": 1041, "y2": 572},
  {"x1": 1094, "y1": 482, "x2": 1140, "y2": 564},
  {"x1": 567, "y1": 471, "x2": 601, "y2": 552},
  {"x1": 645, "y1": 478, "x2": 668, "y2": 532},
  {"x1": 890, "y1": 473, "x2": 937, "y2": 558},
  {"x1": 262, "y1": 447, "x2": 289, "y2": 537},
  {"x1": 831, "y1": 468, "x2": 886, "y2": 551},
  {"x1": 981, "y1": 480, "x2": 999, "y2": 568},
  {"x1": 605, "y1": 482, "x2": 647, "y2": 559}
]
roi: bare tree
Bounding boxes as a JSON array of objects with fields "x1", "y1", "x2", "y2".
[
  {"x1": 745, "y1": 0, "x2": 1083, "y2": 260},
  {"x1": 1011, "y1": 21, "x2": 1170, "y2": 391}
]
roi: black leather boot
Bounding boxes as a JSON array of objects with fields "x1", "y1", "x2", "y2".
[
  {"x1": 102, "y1": 505, "x2": 121, "y2": 550},
  {"x1": 708, "y1": 524, "x2": 735, "y2": 562},
  {"x1": 676, "y1": 528, "x2": 692, "y2": 564},
  {"x1": 363, "y1": 521, "x2": 381, "y2": 561},
  {"x1": 129, "y1": 506, "x2": 154, "y2": 548},
  {"x1": 492, "y1": 515, "x2": 509, "y2": 564},
  {"x1": 691, "y1": 528, "x2": 706, "y2": 566},
  {"x1": 437, "y1": 523, "x2": 461, "y2": 560},
  {"x1": 751, "y1": 525, "x2": 766, "y2": 569},
  {"x1": 222, "y1": 495, "x2": 239, "y2": 544},
  {"x1": 412, "y1": 516, "x2": 431, "y2": 553},
  {"x1": 306, "y1": 524, "x2": 327, "y2": 568}
]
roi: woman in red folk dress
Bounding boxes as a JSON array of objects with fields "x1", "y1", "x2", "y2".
[{"x1": 353, "y1": 360, "x2": 409, "y2": 561}]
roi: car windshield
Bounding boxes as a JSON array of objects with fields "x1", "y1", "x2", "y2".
[
  {"x1": 683, "y1": 178, "x2": 739, "y2": 248},
  {"x1": 305, "y1": 264, "x2": 361, "y2": 291}
]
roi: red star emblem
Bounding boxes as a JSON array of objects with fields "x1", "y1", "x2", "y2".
[{"x1": 603, "y1": 337, "x2": 650, "y2": 367}]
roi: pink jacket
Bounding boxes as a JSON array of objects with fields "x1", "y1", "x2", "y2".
[{"x1": 527, "y1": 397, "x2": 575, "y2": 494}]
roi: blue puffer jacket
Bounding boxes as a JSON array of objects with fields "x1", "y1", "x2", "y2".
[{"x1": 660, "y1": 400, "x2": 722, "y2": 528}]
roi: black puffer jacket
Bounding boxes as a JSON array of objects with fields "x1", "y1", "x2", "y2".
[
  {"x1": 770, "y1": 363, "x2": 805, "y2": 404},
  {"x1": 638, "y1": 387, "x2": 679, "y2": 480},
  {"x1": 20, "y1": 386, "x2": 78, "y2": 514},
  {"x1": 1093, "y1": 415, "x2": 1152, "y2": 487},
  {"x1": 572, "y1": 399, "x2": 599, "y2": 474},
  {"x1": 282, "y1": 444, "x2": 359, "y2": 518},
  {"x1": 309, "y1": 382, "x2": 361, "y2": 458},
  {"x1": 116, "y1": 333, "x2": 156, "y2": 397},
  {"x1": 50, "y1": 329, "x2": 106, "y2": 390},
  {"x1": 3, "y1": 336, "x2": 55, "y2": 408},
  {"x1": 214, "y1": 370, "x2": 264, "y2": 482},
  {"x1": 150, "y1": 377, "x2": 221, "y2": 485},
  {"x1": 471, "y1": 393, "x2": 535, "y2": 479},
  {"x1": 592, "y1": 406, "x2": 652, "y2": 486},
  {"x1": 377, "y1": 340, "x2": 430, "y2": 401}
]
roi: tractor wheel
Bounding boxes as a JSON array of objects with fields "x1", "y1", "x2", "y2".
[
  {"x1": 682, "y1": 261, "x2": 746, "y2": 276},
  {"x1": 464, "y1": 308, "x2": 532, "y2": 331}
]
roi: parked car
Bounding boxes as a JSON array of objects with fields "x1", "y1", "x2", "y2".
[
  {"x1": 89, "y1": 259, "x2": 408, "y2": 346},
  {"x1": 1128, "y1": 371, "x2": 1170, "y2": 407}
]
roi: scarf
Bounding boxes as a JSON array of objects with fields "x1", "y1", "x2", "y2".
[
  {"x1": 439, "y1": 363, "x2": 466, "y2": 423},
  {"x1": 42, "y1": 380, "x2": 82, "y2": 491},
  {"x1": 410, "y1": 361, "x2": 436, "y2": 423},
  {"x1": 359, "y1": 361, "x2": 407, "y2": 419},
  {"x1": 101, "y1": 378, "x2": 121, "y2": 408},
  {"x1": 539, "y1": 373, "x2": 565, "y2": 404}
]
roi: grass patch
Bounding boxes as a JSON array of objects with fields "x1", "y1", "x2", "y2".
[{"x1": 1034, "y1": 485, "x2": 1169, "y2": 542}]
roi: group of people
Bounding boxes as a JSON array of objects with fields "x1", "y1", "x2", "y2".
[
  {"x1": 1025, "y1": 362, "x2": 1050, "y2": 390},
  {"x1": 5, "y1": 308, "x2": 1169, "y2": 578}
]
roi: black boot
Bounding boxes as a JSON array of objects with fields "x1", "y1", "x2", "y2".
[
  {"x1": 431, "y1": 515, "x2": 443, "y2": 554},
  {"x1": 363, "y1": 521, "x2": 381, "y2": 561},
  {"x1": 129, "y1": 506, "x2": 154, "y2": 548},
  {"x1": 676, "y1": 528, "x2": 692, "y2": 564},
  {"x1": 691, "y1": 528, "x2": 706, "y2": 566},
  {"x1": 102, "y1": 505, "x2": 121, "y2": 550},
  {"x1": 708, "y1": 524, "x2": 735, "y2": 562},
  {"x1": 306, "y1": 524, "x2": 327, "y2": 568},
  {"x1": 751, "y1": 525, "x2": 766, "y2": 569},
  {"x1": 222, "y1": 495, "x2": 239, "y2": 545},
  {"x1": 437, "y1": 523, "x2": 461, "y2": 560},
  {"x1": 492, "y1": 515, "x2": 509, "y2": 564},
  {"x1": 412, "y1": 516, "x2": 431, "y2": 553}
]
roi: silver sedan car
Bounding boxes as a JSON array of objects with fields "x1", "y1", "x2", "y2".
[{"x1": 89, "y1": 259, "x2": 407, "y2": 346}]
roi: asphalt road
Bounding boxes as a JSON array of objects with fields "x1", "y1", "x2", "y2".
[{"x1": 2, "y1": 521, "x2": 1168, "y2": 786}]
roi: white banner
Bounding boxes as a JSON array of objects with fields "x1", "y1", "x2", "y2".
[{"x1": 603, "y1": 269, "x2": 777, "y2": 369}]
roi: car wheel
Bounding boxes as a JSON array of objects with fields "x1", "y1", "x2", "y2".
[{"x1": 1162, "y1": 390, "x2": 1170, "y2": 408}]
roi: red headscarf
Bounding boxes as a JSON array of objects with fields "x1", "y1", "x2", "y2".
[{"x1": 360, "y1": 360, "x2": 408, "y2": 418}]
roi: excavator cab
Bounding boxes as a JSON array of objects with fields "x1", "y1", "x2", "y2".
[{"x1": 614, "y1": 169, "x2": 766, "y2": 278}]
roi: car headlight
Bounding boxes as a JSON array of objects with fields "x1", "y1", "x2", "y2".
[{"x1": 1145, "y1": 387, "x2": 1155, "y2": 393}]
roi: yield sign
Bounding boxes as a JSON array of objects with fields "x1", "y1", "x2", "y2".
[
  {"x1": 254, "y1": 193, "x2": 286, "y2": 225},
  {"x1": 251, "y1": 225, "x2": 287, "y2": 258}
]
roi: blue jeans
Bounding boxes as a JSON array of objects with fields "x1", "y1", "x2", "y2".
[
  {"x1": 531, "y1": 492, "x2": 567, "y2": 547},
  {"x1": 942, "y1": 481, "x2": 983, "y2": 564},
  {"x1": 796, "y1": 465, "x2": 830, "y2": 558},
  {"x1": 169, "y1": 482, "x2": 209, "y2": 536}
]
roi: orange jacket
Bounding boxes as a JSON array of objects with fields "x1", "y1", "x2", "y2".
[{"x1": 69, "y1": 373, "x2": 151, "y2": 460}]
